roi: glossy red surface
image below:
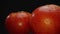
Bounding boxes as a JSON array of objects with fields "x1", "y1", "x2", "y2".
[
  {"x1": 5, "y1": 11, "x2": 31, "y2": 34},
  {"x1": 31, "y1": 4, "x2": 60, "y2": 34}
]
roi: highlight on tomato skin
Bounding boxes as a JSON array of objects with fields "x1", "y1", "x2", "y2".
[
  {"x1": 5, "y1": 11, "x2": 31, "y2": 34},
  {"x1": 31, "y1": 4, "x2": 60, "y2": 34}
]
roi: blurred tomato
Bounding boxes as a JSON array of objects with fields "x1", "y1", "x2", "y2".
[
  {"x1": 31, "y1": 4, "x2": 60, "y2": 34},
  {"x1": 5, "y1": 11, "x2": 31, "y2": 34}
]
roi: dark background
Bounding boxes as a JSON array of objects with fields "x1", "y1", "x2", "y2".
[{"x1": 0, "y1": 0, "x2": 60, "y2": 34}]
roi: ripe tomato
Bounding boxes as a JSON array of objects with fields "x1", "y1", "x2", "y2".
[
  {"x1": 31, "y1": 4, "x2": 60, "y2": 34},
  {"x1": 5, "y1": 11, "x2": 31, "y2": 34}
]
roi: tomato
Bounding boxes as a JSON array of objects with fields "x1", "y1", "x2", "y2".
[
  {"x1": 31, "y1": 4, "x2": 60, "y2": 34},
  {"x1": 5, "y1": 11, "x2": 31, "y2": 34}
]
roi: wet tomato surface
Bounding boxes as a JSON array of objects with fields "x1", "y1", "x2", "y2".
[
  {"x1": 5, "y1": 11, "x2": 31, "y2": 34},
  {"x1": 31, "y1": 4, "x2": 60, "y2": 34}
]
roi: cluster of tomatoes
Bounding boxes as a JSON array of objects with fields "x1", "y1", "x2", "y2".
[{"x1": 5, "y1": 4, "x2": 60, "y2": 34}]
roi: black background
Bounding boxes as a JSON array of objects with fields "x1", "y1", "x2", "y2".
[{"x1": 0, "y1": 0, "x2": 60, "y2": 34}]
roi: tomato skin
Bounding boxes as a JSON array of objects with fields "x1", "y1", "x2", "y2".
[
  {"x1": 5, "y1": 11, "x2": 31, "y2": 34},
  {"x1": 31, "y1": 4, "x2": 60, "y2": 34}
]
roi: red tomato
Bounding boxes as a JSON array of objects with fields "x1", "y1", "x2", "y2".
[
  {"x1": 31, "y1": 4, "x2": 60, "y2": 34},
  {"x1": 5, "y1": 11, "x2": 31, "y2": 34}
]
